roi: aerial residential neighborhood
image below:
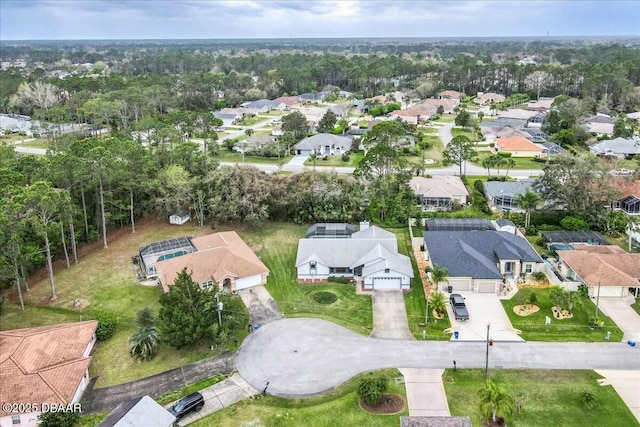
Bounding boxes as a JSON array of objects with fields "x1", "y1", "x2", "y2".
[{"x1": 1, "y1": 2, "x2": 640, "y2": 427}]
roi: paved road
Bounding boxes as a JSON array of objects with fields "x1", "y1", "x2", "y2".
[
  {"x1": 235, "y1": 318, "x2": 640, "y2": 398},
  {"x1": 437, "y1": 122, "x2": 454, "y2": 148}
]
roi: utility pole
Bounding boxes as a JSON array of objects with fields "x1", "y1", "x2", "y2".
[
  {"x1": 484, "y1": 323, "x2": 491, "y2": 382},
  {"x1": 215, "y1": 293, "x2": 223, "y2": 326},
  {"x1": 594, "y1": 282, "x2": 601, "y2": 320}
]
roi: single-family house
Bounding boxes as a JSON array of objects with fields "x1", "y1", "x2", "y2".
[
  {"x1": 369, "y1": 95, "x2": 391, "y2": 105},
  {"x1": 495, "y1": 135, "x2": 543, "y2": 157},
  {"x1": 527, "y1": 97, "x2": 555, "y2": 111},
  {"x1": 437, "y1": 90, "x2": 464, "y2": 101},
  {"x1": 299, "y1": 92, "x2": 323, "y2": 103},
  {"x1": 241, "y1": 99, "x2": 286, "y2": 112},
  {"x1": 297, "y1": 106, "x2": 327, "y2": 124},
  {"x1": 293, "y1": 133, "x2": 353, "y2": 156},
  {"x1": 295, "y1": 223, "x2": 413, "y2": 290},
  {"x1": 409, "y1": 175, "x2": 469, "y2": 211},
  {"x1": 556, "y1": 245, "x2": 640, "y2": 297},
  {"x1": 423, "y1": 231, "x2": 544, "y2": 293},
  {"x1": 388, "y1": 108, "x2": 430, "y2": 125},
  {"x1": 214, "y1": 111, "x2": 242, "y2": 127},
  {"x1": 419, "y1": 98, "x2": 459, "y2": 114},
  {"x1": 271, "y1": 123, "x2": 283, "y2": 136},
  {"x1": 274, "y1": 96, "x2": 300, "y2": 108},
  {"x1": 581, "y1": 114, "x2": 615, "y2": 136},
  {"x1": 475, "y1": 92, "x2": 506, "y2": 106},
  {"x1": 0, "y1": 321, "x2": 98, "y2": 427},
  {"x1": 97, "y1": 395, "x2": 176, "y2": 427},
  {"x1": 352, "y1": 99, "x2": 369, "y2": 114},
  {"x1": 425, "y1": 218, "x2": 496, "y2": 232},
  {"x1": 482, "y1": 180, "x2": 538, "y2": 212},
  {"x1": 589, "y1": 137, "x2": 640, "y2": 159},
  {"x1": 236, "y1": 134, "x2": 278, "y2": 154},
  {"x1": 480, "y1": 118, "x2": 528, "y2": 132},
  {"x1": 610, "y1": 180, "x2": 640, "y2": 246},
  {"x1": 154, "y1": 231, "x2": 269, "y2": 293},
  {"x1": 497, "y1": 109, "x2": 540, "y2": 121}
]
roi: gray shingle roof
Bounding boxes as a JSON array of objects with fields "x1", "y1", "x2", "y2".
[
  {"x1": 423, "y1": 231, "x2": 542, "y2": 279},
  {"x1": 590, "y1": 137, "x2": 640, "y2": 156},
  {"x1": 294, "y1": 133, "x2": 353, "y2": 151},
  {"x1": 400, "y1": 416, "x2": 472, "y2": 427},
  {"x1": 98, "y1": 395, "x2": 176, "y2": 427},
  {"x1": 480, "y1": 118, "x2": 527, "y2": 129},
  {"x1": 483, "y1": 180, "x2": 537, "y2": 200}
]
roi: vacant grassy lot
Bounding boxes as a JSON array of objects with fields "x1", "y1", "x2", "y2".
[
  {"x1": 189, "y1": 369, "x2": 408, "y2": 427},
  {"x1": 472, "y1": 151, "x2": 545, "y2": 170},
  {"x1": 304, "y1": 151, "x2": 364, "y2": 167},
  {"x1": 247, "y1": 223, "x2": 373, "y2": 335},
  {"x1": 502, "y1": 289, "x2": 622, "y2": 342},
  {"x1": 0, "y1": 219, "x2": 244, "y2": 387},
  {"x1": 389, "y1": 227, "x2": 451, "y2": 340},
  {"x1": 444, "y1": 369, "x2": 638, "y2": 427}
]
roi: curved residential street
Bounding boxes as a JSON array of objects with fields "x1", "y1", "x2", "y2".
[{"x1": 235, "y1": 318, "x2": 640, "y2": 398}]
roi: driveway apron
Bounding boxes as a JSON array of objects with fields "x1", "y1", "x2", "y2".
[
  {"x1": 238, "y1": 285, "x2": 284, "y2": 326},
  {"x1": 595, "y1": 369, "x2": 640, "y2": 424},
  {"x1": 370, "y1": 290, "x2": 414, "y2": 340},
  {"x1": 399, "y1": 368, "x2": 450, "y2": 416},
  {"x1": 596, "y1": 296, "x2": 640, "y2": 342}
]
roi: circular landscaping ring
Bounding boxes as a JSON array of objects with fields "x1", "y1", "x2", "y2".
[{"x1": 312, "y1": 291, "x2": 338, "y2": 304}]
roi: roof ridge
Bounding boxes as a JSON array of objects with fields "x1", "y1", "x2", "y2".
[{"x1": 595, "y1": 255, "x2": 637, "y2": 282}]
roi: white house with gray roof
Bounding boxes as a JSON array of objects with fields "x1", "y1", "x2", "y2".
[
  {"x1": 295, "y1": 223, "x2": 413, "y2": 290},
  {"x1": 294, "y1": 133, "x2": 353, "y2": 156},
  {"x1": 423, "y1": 231, "x2": 544, "y2": 293},
  {"x1": 483, "y1": 180, "x2": 539, "y2": 212},
  {"x1": 589, "y1": 137, "x2": 640, "y2": 159}
]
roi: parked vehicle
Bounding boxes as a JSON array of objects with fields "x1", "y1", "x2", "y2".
[
  {"x1": 167, "y1": 392, "x2": 204, "y2": 419},
  {"x1": 449, "y1": 293, "x2": 470, "y2": 321}
]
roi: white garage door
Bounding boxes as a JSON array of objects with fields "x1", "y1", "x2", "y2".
[
  {"x1": 446, "y1": 278, "x2": 471, "y2": 292},
  {"x1": 372, "y1": 277, "x2": 402, "y2": 290},
  {"x1": 598, "y1": 286, "x2": 625, "y2": 298},
  {"x1": 477, "y1": 281, "x2": 497, "y2": 293}
]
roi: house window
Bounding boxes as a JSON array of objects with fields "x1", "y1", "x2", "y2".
[
  {"x1": 310, "y1": 262, "x2": 316, "y2": 269},
  {"x1": 12, "y1": 415, "x2": 21, "y2": 425},
  {"x1": 385, "y1": 268, "x2": 390, "y2": 273},
  {"x1": 201, "y1": 280, "x2": 213, "y2": 289},
  {"x1": 525, "y1": 264, "x2": 533, "y2": 274}
]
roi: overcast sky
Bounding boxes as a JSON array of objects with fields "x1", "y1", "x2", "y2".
[{"x1": 1, "y1": 0, "x2": 639, "y2": 40}]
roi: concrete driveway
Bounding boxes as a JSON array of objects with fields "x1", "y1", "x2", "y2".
[
  {"x1": 238, "y1": 286, "x2": 283, "y2": 327},
  {"x1": 446, "y1": 292, "x2": 523, "y2": 342},
  {"x1": 370, "y1": 290, "x2": 414, "y2": 340},
  {"x1": 236, "y1": 318, "x2": 640, "y2": 398},
  {"x1": 283, "y1": 155, "x2": 309, "y2": 170},
  {"x1": 596, "y1": 369, "x2": 640, "y2": 424},
  {"x1": 596, "y1": 296, "x2": 640, "y2": 342},
  {"x1": 399, "y1": 368, "x2": 449, "y2": 416}
]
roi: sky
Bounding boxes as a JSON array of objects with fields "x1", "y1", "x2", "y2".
[{"x1": 1, "y1": 0, "x2": 639, "y2": 40}]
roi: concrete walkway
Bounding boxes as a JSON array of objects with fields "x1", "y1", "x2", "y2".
[
  {"x1": 370, "y1": 290, "x2": 414, "y2": 340},
  {"x1": 400, "y1": 368, "x2": 449, "y2": 416},
  {"x1": 596, "y1": 296, "x2": 640, "y2": 342},
  {"x1": 236, "y1": 318, "x2": 640, "y2": 398},
  {"x1": 596, "y1": 369, "x2": 640, "y2": 424},
  {"x1": 238, "y1": 285, "x2": 283, "y2": 326},
  {"x1": 81, "y1": 353, "x2": 235, "y2": 414},
  {"x1": 176, "y1": 373, "x2": 259, "y2": 426}
]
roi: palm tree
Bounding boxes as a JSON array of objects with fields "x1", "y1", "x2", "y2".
[
  {"x1": 482, "y1": 156, "x2": 495, "y2": 177},
  {"x1": 310, "y1": 152, "x2": 318, "y2": 170},
  {"x1": 549, "y1": 286, "x2": 565, "y2": 318},
  {"x1": 513, "y1": 189, "x2": 542, "y2": 229},
  {"x1": 477, "y1": 380, "x2": 515, "y2": 424},
  {"x1": 624, "y1": 214, "x2": 640, "y2": 252},
  {"x1": 429, "y1": 291, "x2": 447, "y2": 317},
  {"x1": 244, "y1": 128, "x2": 254, "y2": 138},
  {"x1": 492, "y1": 154, "x2": 506, "y2": 175},
  {"x1": 504, "y1": 157, "x2": 516, "y2": 177},
  {"x1": 429, "y1": 264, "x2": 449, "y2": 288},
  {"x1": 129, "y1": 325, "x2": 160, "y2": 361}
]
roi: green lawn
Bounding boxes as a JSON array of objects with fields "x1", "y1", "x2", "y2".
[
  {"x1": 632, "y1": 299, "x2": 640, "y2": 316},
  {"x1": 444, "y1": 369, "x2": 638, "y2": 427},
  {"x1": 16, "y1": 138, "x2": 49, "y2": 149},
  {"x1": 237, "y1": 117, "x2": 268, "y2": 126},
  {"x1": 213, "y1": 149, "x2": 292, "y2": 165},
  {"x1": 451, "y1": 127, "x2": 476, "y2": 140},
  {"x1": 245, "y1": 223, "x2": 374, "y2": 335},
  {"x1": 524, "y1": 233, "x2": 550, "y2": 256},
  {"x1": 189, "y1": 369, "x2": 408, "y2": 427},
  {"x1": 472, "y1": 151, "x2": 545, "y2": 171},
  {"x1": 432, "y1": 114, "x2": 457, "y2": 123},
  {"x1": 388, "y1": 227, "x2": 451, "y2": 340},
  {"x1": 304, "y1": 151, "x2": 364, "y2": 167},
  {"x1": 502, "y1": 289, "x2": 623, "y2": 342}
]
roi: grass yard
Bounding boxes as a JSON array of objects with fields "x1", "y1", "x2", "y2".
[
  {"x1": 502, "y1": 289, "x2": 623, "y2": 342},
  {"x1": 444, "y1": 369, "x2": 638, "y2": 427},
  {"x1": 237, "y1": 116, "x2": 268, "y2": 126},
  {"x1": 304, "y1": 151, "x2": 364, "y2": 167},
  {"x1": 15, "y1": 138, "x2": 50, "y2": 149},
  {"x1": 524, "y1": 233, "x2": 550, "y2": 256},
  {"x1": 451, "y1": 127, "x2": 476, "y2": 140},
  {"x1": 472, "y1": 151, "x2": 545, "y2": 170},
  {"x1": 189, "y1": 369, "x2": 408, "y2": 427},
  {"x1": 247, "y1": 223, "x2": 373, "y2": 335},
  {"x1": 432, "y1": 114, "x2": 457, "y2": 123},
  {"x1": 0, "y1": 219, "x2": 245, "y2": 387},
  {"x1": 388, "y1": 227, "x2": 451, "y2": 340},
  {"x1": 213, "y1": 149, "x2": 292, "y2": 165}
]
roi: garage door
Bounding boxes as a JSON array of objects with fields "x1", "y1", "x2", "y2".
[
  {"x1": 372, "y1": 277, "x2": 402, "y2": 290},
  {"x1": 598, "y1": 286, "x2": 625, "y2": 298},
  {"x1": 477, "y1": 281, "x2": 497, "y2": 293},
  {"x1": 446, "y1": 278, "x2": 471, "y2": 292}
]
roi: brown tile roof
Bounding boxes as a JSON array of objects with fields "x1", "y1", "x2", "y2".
[
  {"x1": 610, "y1": 178, "x2": 640, "y2": 198},
  {"x1": 438, "y1": 90, "x2": 463, "y2": 99},
  {"x1": 155, "y1": 231, "x2": 269, "y2": 291},
  {"x1": 557, "y1": 248, "x2": 640, "y2": 287},
  {"x1": 496, "y1": 135, "x2": 542, "y2": 152},
  {"x1": 0, "y1": 321, "x2": 97, "y2": 416},
  {"x1": 274, "y1": 96, "x2": 299, "y2": 105},
  {"x1": 420, "y1": 98, "x2": 459, "y2": 110}
]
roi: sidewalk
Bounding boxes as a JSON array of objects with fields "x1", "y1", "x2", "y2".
[{"x1": 176, "y1": 373, "x2": 260, "y2": 426}]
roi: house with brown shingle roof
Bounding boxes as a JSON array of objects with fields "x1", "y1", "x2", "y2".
[
  {"x1": 419, "y1": 98, "x2": 460, "y2": 113},
  {"x1": 437, "y1": 90, "x2": 464, "y2": 101},
  {"x1": 556, "y1": 246, "x2": 640, "y2": 298},
  {"x1": 474, "y1": 92, "x2": 505, "y2": 106},
  {"x1": 409, "y1": 176, "x2": 469, "y2": 211},
  {"x1": 0, "y1": 321, "x2": 98, "y2": 427},
  {"x1": 495, "y1": 135, "x2": 543, "y2": 157},
  {"x1": 155, "y1": 231, "x2": 269, "y2": 293}
]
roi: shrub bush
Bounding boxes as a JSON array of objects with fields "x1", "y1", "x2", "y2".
[
  {"x1": 312, "y1": 291, "x2": 338, "y2": 304},
  {"x1": 328, "y1": 276, "x2": 351, "y2": 284},
  {"x1": 487, "y1": 176, "x2": 507, "y2": 181},
  {"x1": 95, "y1": 313, "x2": 118, "y2": 341},
  {"x1": 560, "y1": 216, "x2": 589, "y2": 231},
  {"x1": 531, "y1": 271, "x2": 547, "y2": 283},
  {"x1": 357, "y1": 374, "x2": 389, "y2": 406},
  {"x1": 498, "y1": 151, "x2": 512, "y2": 157},
  {"x1": 341, "y1": 153, "x2": 350, "y2": 162},
  {"x1": 473, "y1": 179, "x2": 485, "y2": 194}
]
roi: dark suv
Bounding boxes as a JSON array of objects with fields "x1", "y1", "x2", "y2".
[
  {"x1": 449, "y1": 293, "x2": 470, "y2": 321},
  {"x1": 167, "y1": 392, "x2": 204, "y2": 419}
]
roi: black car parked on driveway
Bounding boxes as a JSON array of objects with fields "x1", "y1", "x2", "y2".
[
  {"x1": 449, "y1": 293, "x2": 470, "y2": 321},
  {"x1": 167, "y1": 392, "x2": 205, "y2": 420}
]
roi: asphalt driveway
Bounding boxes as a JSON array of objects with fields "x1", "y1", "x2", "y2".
[
  {"x1": 370, "y1": 290, "x2": 414, "y2": 340},
  {"x1": 238, "y1": 285, "x2": 283, "y2": 326},
  {"x1": 597, "y1": 296, "x2": 640, "y2": 342},
  {"x1": 446, "y1": 292, "x2": 523, "y2": 342}
]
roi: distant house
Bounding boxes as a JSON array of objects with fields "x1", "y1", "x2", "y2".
[
  {"x1": 296, "y1": 223, "x2": 413, "y2": 290},
  {"x1": 409, "y1": 175, "x2": 469, "y2": 211},
  {"x1": 352, "y1": 99, "x2": 369, "y2": 114},
  {"x1": 271, "y1": 123, "x2": 283, "y2": 136},
  {"x1": 589, "y1": 137, "x2": 640, "y2": 159},
  {"x1": 214, "y1": 111, "x2": 242, "y2": 127},
  {"x1": 369, "y1": 95, "x2": 391, "y2": 104},
  {"x1": 274, "y1": 96, "x2": 300, "y2": 108},
  {"x1": 97, "y1": 395, "x2": 176, "y2": 427},
  {"x1": 237, "y1": 134, "x2": 278, "y2": 153},
  {"x1": 437, "y1": 90, "x2": 464, "y2": 101},
  {"x1": 474, "y1": 92, "x2": 506, "y2": 106},
  {"x1": 293, "y1": 133, "x2": 352, "y2": 156},
  {"x1": 480, "y1": 118, "x2": 528, "y2": 131},
  {"x1": 388, "y1": 108, "x2": 432, "y2": 125},
  {"x1": 483, "y1": 180, "x2": 538, "y2": 212},
  {"x1": 495, "y1": 135, "x2": 543, "y2": 157},
  {"x1": 297, "y1": 106, "x2": 327, "y2": 123},
  {"x1": 497, "y1": 109, "x2": 540, "y2": 121},
  {"x1": 556, "y1": 245, "x2": 640, "y2": 298},
  {"x1": 154, "y1": 231, "x2": 269, "y2": 293},
  {"x1": 418, "y1": 98, "x2": 459, "y2": 114},
  {"x1": 169, "y1": 214, "x2": 190, "y2": 225},
  {"x1": 299, "y1": 92, "x2": 323, "y2": 103},
  {"x1": 0, "y1": 321, "x2": 98, "y2": 427},
  {"x1": 241, "y1": 99, "x2": 286, "y2": 112},
  {"x1": 423, "y1": 230, "x2": 543, "y2": 293}
]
